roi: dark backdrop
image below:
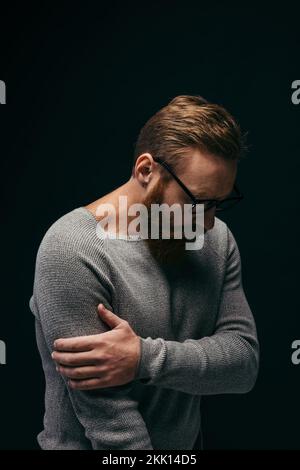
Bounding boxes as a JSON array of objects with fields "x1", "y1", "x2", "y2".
[{"x1": 0, "y1": 2, "x2": 299, "y2": 449}]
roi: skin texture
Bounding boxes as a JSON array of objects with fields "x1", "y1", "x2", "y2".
[{"x1": 52, "y1": 148, "x2": 238, "y2": 390}]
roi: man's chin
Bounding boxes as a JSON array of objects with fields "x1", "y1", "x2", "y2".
[{"x1": 145, "y1": 236, "x2": 188, "y2": 265}]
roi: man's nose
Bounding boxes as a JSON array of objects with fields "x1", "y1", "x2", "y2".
[{"x1": 204, "y1": 207, "x2": 215, "y2": 231}]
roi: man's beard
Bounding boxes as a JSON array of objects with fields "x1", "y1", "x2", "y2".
[{"x1": 143, "y1": 179, "x2": 191, "y2": 265}]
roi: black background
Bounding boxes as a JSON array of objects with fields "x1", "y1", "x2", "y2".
[{"x1": 0, "y1": 2, "x2": 299, "y2": 450}]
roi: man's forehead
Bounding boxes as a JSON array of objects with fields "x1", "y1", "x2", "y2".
[
  {"x1": 181, "y1": 155, "x2": 237, "y2": 199},
  {"x1": 183, "y1": 170, "x2": 235, "y2": 199}
]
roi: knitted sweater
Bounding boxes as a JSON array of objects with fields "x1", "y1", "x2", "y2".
[{"x1": 29, "y1": 206, "x2": 259, "y2": 450}]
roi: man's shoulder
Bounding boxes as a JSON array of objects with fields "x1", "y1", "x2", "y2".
[
  {"x1": 36, "y1": 206, "x2": 102, "y2": 262},
  {"x1": 205, "y1": 216, "x2": 233, "y2": 262}
]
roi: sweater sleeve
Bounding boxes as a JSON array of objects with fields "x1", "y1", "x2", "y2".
[
  {"x1": 135, "y1": 226, "x2": 260, "y2": 395},
  {"x1": 31, "y1": 232, "x2": 153, "y2": 450}
]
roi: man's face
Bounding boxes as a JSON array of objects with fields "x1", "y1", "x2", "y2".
[{"x1": 142, "y1": 148, "x2": 238, "y2": 264}]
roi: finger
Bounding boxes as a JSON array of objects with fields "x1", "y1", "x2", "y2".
[
  {"x1": 51, "y1": 351, "x2": 97, "y2": 367},
  {"x1": 57, "y1": 365, "x2": 104, "y2": 380},
  {"x1": 54, "y1": 335, "x2": 99, "y2": 352},
  {"x1": 68, "y1": 378, "x2": 112, "y2": 390},
  {"x1": 97, "y1": 303, "x2": 123, "y2": 329}
]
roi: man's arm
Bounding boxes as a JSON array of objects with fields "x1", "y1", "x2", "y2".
[
  {"x1": 31, "y1": 233, "x2": 153, "y2": 450},
  {"x1": 134, "y1": 226, "x2": 260, "y2": 395}
]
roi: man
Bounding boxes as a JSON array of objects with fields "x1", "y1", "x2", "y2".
[{"x1": 29, "y1": 94, "x2": 259, "y2": 450}]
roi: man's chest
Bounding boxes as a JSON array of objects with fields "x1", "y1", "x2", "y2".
[{"x1": 109, "y1": 251, "x2": 223, "y2": 341}]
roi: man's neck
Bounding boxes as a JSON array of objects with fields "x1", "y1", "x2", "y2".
[{"x1": 84, "y1": 177, "x2": 142, "y2": 236}]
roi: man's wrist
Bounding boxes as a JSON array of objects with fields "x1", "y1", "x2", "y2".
[
  {"x1": 134, "y1": 337, "x2": 151, "y2": 382},
  {"x1": 134, "y1": 336, "x2": 167, "y2": 384}
]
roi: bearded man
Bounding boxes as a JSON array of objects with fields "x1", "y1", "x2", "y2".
[{"x1": 29, "y1": 94, "x2": 259, "y2": 450}]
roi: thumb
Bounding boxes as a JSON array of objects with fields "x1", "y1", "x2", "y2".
[{"x1": 97, "y1": 303, "x2": 123, "y2": 329}]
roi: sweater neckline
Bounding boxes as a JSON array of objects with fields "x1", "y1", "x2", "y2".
[{"x1": 74, "y1": 206, "x2": 145, "y2": 242}]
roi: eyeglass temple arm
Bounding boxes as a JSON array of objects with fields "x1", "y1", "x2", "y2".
[
  {"x1": 153, "y1": 157, "x2": 197, "y2": 203},
  {"x1": 154, "y1": 156, "x2": 243, "y2": 201}
]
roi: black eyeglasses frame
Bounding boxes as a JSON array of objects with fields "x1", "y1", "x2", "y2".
[{"x1": 152, "y1": 156, "x2": 244, "y2": 212}]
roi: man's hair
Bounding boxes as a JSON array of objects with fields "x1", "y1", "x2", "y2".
[{"x1": 132, "y1": 94, "x2": 247, "y2": 177}]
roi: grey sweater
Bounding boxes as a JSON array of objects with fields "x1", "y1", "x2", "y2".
[{"x1": 29, "y1": 206, "x2": 259, "y2": 450}]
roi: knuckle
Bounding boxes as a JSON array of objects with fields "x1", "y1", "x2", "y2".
[
  {"x1": 76, "y1": 369, "x2": 86, "y2": 379},
  {"x1": 99, "y1": 364, "x2": 110, "y2": 373},
  {"x1": 67, "y1": 368, "x2": 76, "y2": 378},
  {"x1": 71, "y1": 341, "x2": 79, "y2": 350},
  {"x1": 100, "y1": 354, "x2": 111, "y2": 365},
  {"x1": 80, "y1": 381, "x2": 90, "y2": 390},
  {"x1": 94, "y1": 355, "x2": 103, "y2": 365},
  {"x1": 102, "y1": 376, "x2": 112, "y2": 386}
]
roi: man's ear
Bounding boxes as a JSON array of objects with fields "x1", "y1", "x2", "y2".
[{"x1": 135, "y1": 153, "x2": 155, "y2": 187}]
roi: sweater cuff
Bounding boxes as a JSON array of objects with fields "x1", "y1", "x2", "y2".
[{"x1": 135, "y1": 336, "x2": 167, "y2": 384}]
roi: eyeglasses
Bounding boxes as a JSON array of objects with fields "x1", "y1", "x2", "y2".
[{"x1": 153, "y1": 156, "x2": 244, "y2": 212}]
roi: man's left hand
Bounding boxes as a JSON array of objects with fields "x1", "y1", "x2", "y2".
[{"x1": 51, "y1": 303, "x2": 141, "y2": 390}]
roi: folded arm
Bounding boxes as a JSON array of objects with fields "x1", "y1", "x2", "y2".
[{"x1": 135, "y1": 227, "x2": 260, "y2": 395}]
